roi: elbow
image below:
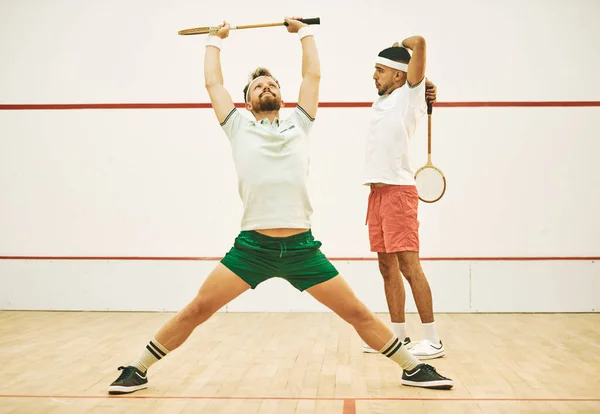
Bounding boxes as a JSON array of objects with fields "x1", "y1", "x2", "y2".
[
  {"x1": 304, "y1": 71, "x2": 321, "y2": 82},
  {"x1": 414, "y1": 36, "x2": 426, "y2": 48},
  {"x1": 204, "y1": 80, "x2": 221, "y2": 90}
]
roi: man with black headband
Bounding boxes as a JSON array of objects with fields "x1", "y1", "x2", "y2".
[
  {"x1": 362, "y1": 36, "x2": 446, "y2": 361},
  {"x1": 107, "y1": 22, "x2": 453, "y2": 395}
]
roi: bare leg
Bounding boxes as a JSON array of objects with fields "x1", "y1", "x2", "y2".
[
  {"x1": 396, "y1": 251, "x2": 434, "y2": 323},
  {"x1": 306, "y1": 274, "x2": 453, "y2": 389},
  {"x1": 108, "y1": 264, "x2": 251, "y2": 394},
  {"x1": 155, "y1": 263, "x2": 250, "y2": 351},
  {"x1": 307, "y1": 275, "x2": 409, "y2": 355},
  {"x1": 377, "y1": 252, "x2": 406, "y2": 323}
]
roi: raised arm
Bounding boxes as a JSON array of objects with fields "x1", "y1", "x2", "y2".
[
  {"x1": 284, "y1": 17, "x2": 320, "y2": 118},
  {"x1": 204, "y1": 22, "x2": 235, "y2": 123},
  {"x1": 401, "y1": 35, "x2": 426, "y2": 87}
]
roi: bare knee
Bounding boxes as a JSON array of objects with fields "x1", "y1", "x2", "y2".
[
  {"x1": 178, "y1": 295, "x2": 215, "y2": 326},
  {"x1": 342, "y1": 302, "x2": 377, "y2": 327},
  {"x1": 397, "y1": 252, "x2": 424, "y2": 282},
  {"x1": 377, "y1": 253, "x2": 399, "y2": 281}
]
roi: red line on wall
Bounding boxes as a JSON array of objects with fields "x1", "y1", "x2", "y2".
[
  {"x1": 433, "y1": 101, "x2": 600, "y2": 108},
  {"x1": 0, "y1": 101, "x2": 599, "y2": 110},
  {"x1": 0, "y1": 256, "x2": 597, "y2": 261},
  {"x1": 0, "y1": 103, "x2": 213, "y2": 110}
]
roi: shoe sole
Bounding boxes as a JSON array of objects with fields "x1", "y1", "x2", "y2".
[
  {"x1": 411, "y1": 350, "x2": 445, "y2": 360},
  {"x1": 401, "y1": 379, "x2": 453, "y2": 390},
  {"x1": 108, "y1": 384, "x2": 148, "y2": 395}
]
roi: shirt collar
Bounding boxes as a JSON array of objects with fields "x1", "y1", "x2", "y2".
[
  {"x1": 253, "y1": 117, "x2": 280, "y2": 127},
  {"x1": 373, "y1": 86, "x2": 403, "y2": 108}
]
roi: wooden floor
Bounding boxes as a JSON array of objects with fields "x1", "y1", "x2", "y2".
[{"x1": 0, "y1": 311, "x2": 599, "y2": 414}]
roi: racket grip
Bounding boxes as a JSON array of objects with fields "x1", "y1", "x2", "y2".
[
  {"x1": 284, "y1": 17, "x2": 321, "y2": 26},
  {"x1": 301, "y1": 17, "x2": 320, "y2": 25},
  {"x1": 426, "y1": 83, "x2": 434, "y2": 114}
]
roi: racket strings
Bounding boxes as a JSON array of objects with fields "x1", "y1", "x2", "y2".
[{"x1": 415, "y1": 167, "x2": 446, "y2": 202}]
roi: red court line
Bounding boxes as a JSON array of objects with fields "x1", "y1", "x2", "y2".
[
  {"x1": 0, "y1": 101, "x2": 599, "y2": 110},
  {"x1": 0, "y1": 256, "x2": 598, "y2": 261},
  {"x1": 343, "y1": 399, "x2": 356, "y2": 414},
  {"x1": 1, "y1": 394, "x2": 599, "y2": 402}
]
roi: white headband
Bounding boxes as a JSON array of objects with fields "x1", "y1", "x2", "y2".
[
  {"x1": 375, "y1": 56, "x2": 409, "y2": 72},
  {"x1": 245, "y1": 76, "x2": 277, "y2": 103}
]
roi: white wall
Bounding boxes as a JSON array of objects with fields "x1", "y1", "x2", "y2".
[
  {"x1": 1, "y1": 0, "x2": 599, "y2": 312},
  {"x1": 1, "y1": 259, "x2": 598, "y2": 312}
]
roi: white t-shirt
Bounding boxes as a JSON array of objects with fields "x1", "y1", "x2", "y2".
[
  {"x1": 220, "y1": 106, "x2": 315, "y2": 230},
  {"x1": 363, "y1": 78, "x2": 427, "y2": 186}
]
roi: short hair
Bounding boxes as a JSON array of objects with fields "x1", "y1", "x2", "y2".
[
  {"x1": 243, "y1": 67, "x2": 280, "y2": 103},
  {"x1": 377, "y1": 46, "x2": 411, "y2": 66}
]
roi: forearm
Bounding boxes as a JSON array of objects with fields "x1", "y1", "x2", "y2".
[
  {"x1": 401, "y1": 35, "x2": 426, "y2": 85},
  {"x1": 300, "y1": 31, "x2": 320, "y2": 80},
  {"x1": 204, "y1": 40, "x2": 224, "y2": 88}
]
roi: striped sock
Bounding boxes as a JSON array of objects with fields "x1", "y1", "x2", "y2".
[
  {"x1": 130, "y1": 338, "x2": 170, "y2": 373},
  {"x1": 379, "y1": 335, "x2": 420, "y2": 371}
]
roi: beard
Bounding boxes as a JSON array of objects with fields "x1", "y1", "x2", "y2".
[
  {"x1": 256, "y1": 94, "x2": 281, "y2": 112},
  {"x1": 376, "y1": 79, "x2": 395, "y2": 96},
  {"x1": 377, "y1": 83, "x2": 390, "y2": 96}
]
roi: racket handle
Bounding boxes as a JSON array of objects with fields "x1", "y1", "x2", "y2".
[
  {"x1": 284, "y1": 17, "x2": 321, "y2": 26},
  {"x1": 426, "y1": 84, "x2": 433, "y2": 114}
]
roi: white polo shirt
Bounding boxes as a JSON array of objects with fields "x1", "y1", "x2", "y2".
[
  {"x1": 220, "y1": 105, "x2": 315, "y2": 230},
  {"x1": 363, "y1": 78, "x2": 427, "y2": 186}
]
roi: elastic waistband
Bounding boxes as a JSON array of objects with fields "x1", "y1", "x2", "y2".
[
  {"x1": 369, "y1": 185, "x2": 416, "y2": 194},
  {"x1": 240, "y1": 229, "x2": 312, "y2": 243}
]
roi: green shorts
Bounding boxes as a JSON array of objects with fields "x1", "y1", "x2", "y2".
[{"x1": 220, "y1": 230, "x2": 339, "y2": 291}]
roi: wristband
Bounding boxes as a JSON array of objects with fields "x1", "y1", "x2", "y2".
[
  {"x1": 298, "y1": 26, "x2": 313, "y2": 40},
  {"x1": 205, "y1": 35, "x2": 222, "y2": 50}
]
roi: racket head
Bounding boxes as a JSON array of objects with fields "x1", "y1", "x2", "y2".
[
  {"x1": 414, "y1": 165, "x2": 446, "y2": 203},
  {"x1": 178, "y1": 27, "x2": 216, "y2": 35}
]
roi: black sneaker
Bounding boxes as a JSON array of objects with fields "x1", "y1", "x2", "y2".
[
  {"x1": 108, "y1": 366, "x2": 148, "y2": 395},
  {"x1": 401, "y1": 363, "x2": 453, "y2": 390}
]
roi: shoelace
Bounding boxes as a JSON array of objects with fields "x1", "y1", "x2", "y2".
[
  {"x1": 420, "y1": 364, "x2": 444, "y2": 379},
  {"x1": 115, "y1": 366, "x2": 134, "y2": 381}
]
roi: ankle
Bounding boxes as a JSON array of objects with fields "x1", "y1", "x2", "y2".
[{"x1": 422, "y1": 322, "x2": 440, "y2": 343}]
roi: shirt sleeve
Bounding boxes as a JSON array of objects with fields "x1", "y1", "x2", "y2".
[
  {"x1": 219, "y1": 108, "x2": 246, "y2": 139},
  {"x1": 406, "y1": 76, "x2": 427, "y2": 109},
  {"x1": 287, "y1": 105, "x2": 315, "y2": 135}
]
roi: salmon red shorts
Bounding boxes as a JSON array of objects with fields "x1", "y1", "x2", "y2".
[{"x1": 366, "y1": 185, "x2": 420, "y2": 253}]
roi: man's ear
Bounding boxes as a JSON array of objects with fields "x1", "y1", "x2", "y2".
[{"x1": 280, "y1": 100, "x2": 285, "y2": 108}]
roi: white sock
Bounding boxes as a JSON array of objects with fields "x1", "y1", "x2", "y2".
[
  {"x1": 379, "y1": 335, "x2": 420, "y2": 371},
  {"x1": 131, "y1": 338, "x2": 170, "y2": 373},
  {"x1": 422, "y1": 322, "x2": 440, "y2": 343},
  {"x1": 391, "y1": 322, "x2": 407, "y2": 340}
]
